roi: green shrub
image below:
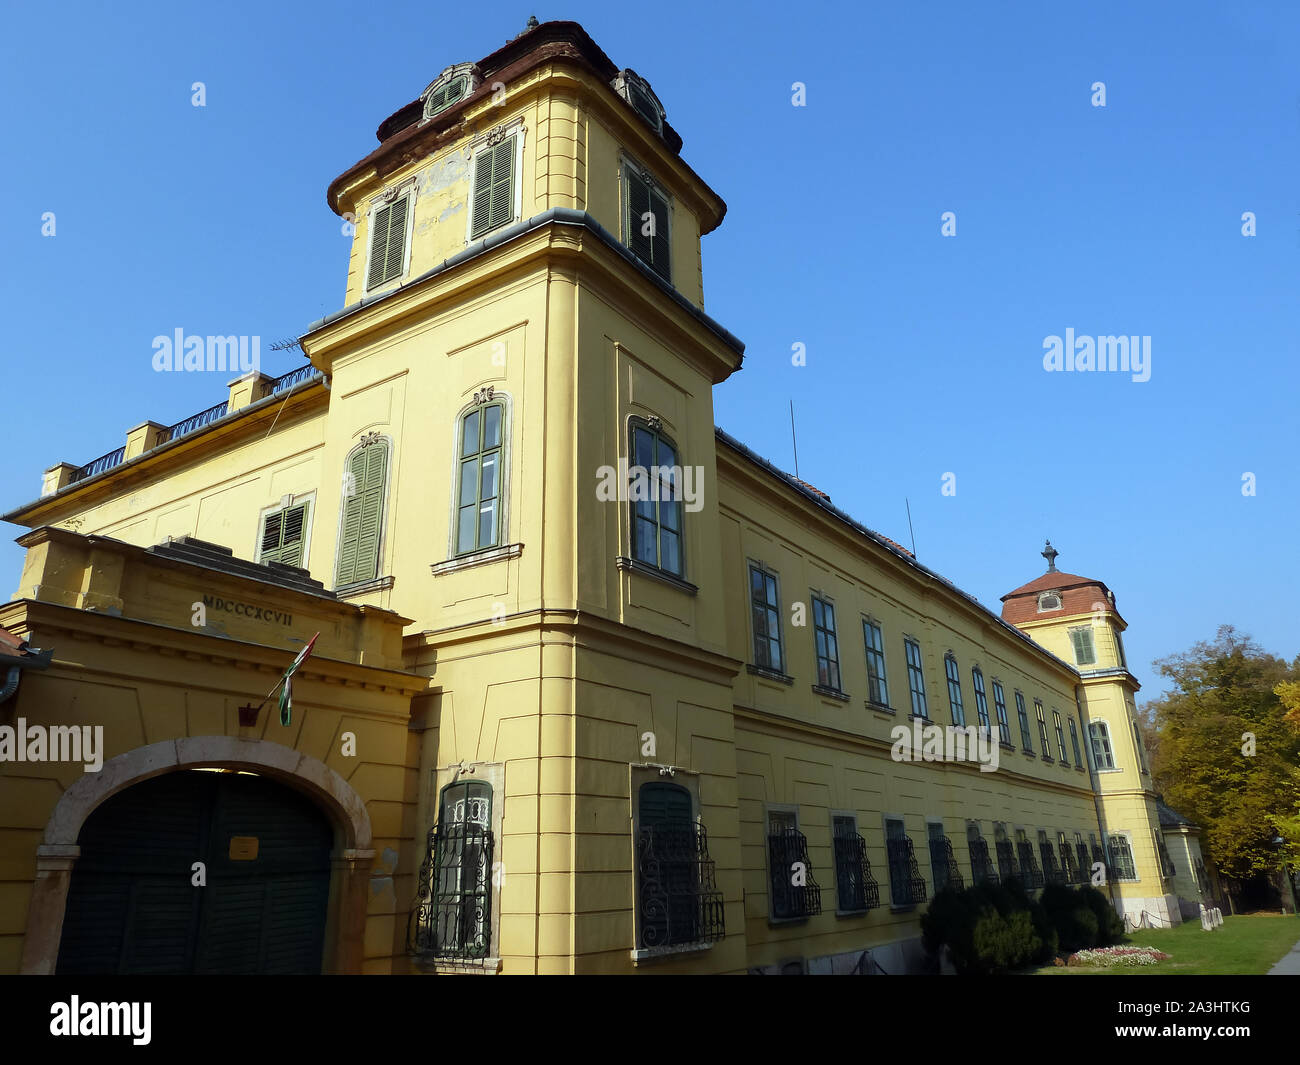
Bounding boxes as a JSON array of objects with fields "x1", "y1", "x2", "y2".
[
  {"x1": 922, "y1": 879, "x2": 1054, "y2": 973},
  {"x1": 1080, "y1": 885, "x2": 1125, "y2": 945},
  {"x1": 1041, "y1": 883, "x2": 1100, "y2": 954}
]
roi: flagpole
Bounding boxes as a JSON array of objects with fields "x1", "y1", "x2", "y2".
[{"x1": 239, "y1": 633, "x2": 320, "y2": 725}]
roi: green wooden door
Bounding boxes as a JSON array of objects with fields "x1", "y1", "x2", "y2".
[{"x1": 57, "y1": 770, "x2": 333, "y2": 974}]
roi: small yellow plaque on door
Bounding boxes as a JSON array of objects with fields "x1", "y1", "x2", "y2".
[{"x1": 229, "y1": 836, "x2": 259, "y2": 861}]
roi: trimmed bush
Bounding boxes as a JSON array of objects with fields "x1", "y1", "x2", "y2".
[
  {"x1": 1041, "y1": 883, "x2": 1100, "y2": 954},
  {"x1": 922, "y1": 880, "x2": 1052, "y2": 973},
  {"x1": 1081, "y1": 884, "x2": 1125, "y2": 945}
]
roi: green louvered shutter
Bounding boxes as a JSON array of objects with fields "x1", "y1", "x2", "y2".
[
  {"x1": 626, "y1": 170, "x2": 653, "y2": 264},
  {"x1": 471, "y1": 136, "x2": 516, "y2": 239},
  {"x1": 336, "y1": 444, "x2": 388, "y2": 587},
  {"x1": 648, "y1": 188, "x2": 670, "y2": 282},
  {"x1": 260, "y1": 503, "x2": 308, "y2": 567},
  {"x1": 366, "y1": 197, "x2": 408, "y2": 290}
]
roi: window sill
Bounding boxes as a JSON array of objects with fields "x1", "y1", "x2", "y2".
[
  {"x1": 835, "y1": 907, "x2": 874, "y2": 918},
  {"x1": 908, "y1": 713, "x2": 930, "y2": 724},
  {"x1": 336, "y1": 575, "x2": 394, "y2": 598},
  {"x1": 410, "y1": 954, "x2": 501, "y2": 974},
  {"x1": 999, "y1": 742, "x2": 1015, "y2": 751},
  {"x1": 888, "y1": 904, "x2": 917, "y2": 914},
  {"x1": 747, "y1": 664, "x2": 794, "y2": 686},
  {"x1": 615, "y1": 555, "x2": 698, "y2": 595},
  {"x1": 867, "y1": 701, "x2": 896, "y2": 715},
  {"x1": 812, "y1": 684, "x2": 850, "y2": 703},
  {"x1": 431, "y1": 542, "x2": 523, "y2": 575},
  {"x1": 630, "y1": 940, "x2": 716, "y2": 964},
  {"x1": 767, "y1": 914, "x2": 811, "y2": 926}
]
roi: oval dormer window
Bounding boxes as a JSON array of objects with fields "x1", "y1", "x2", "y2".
[
  {"x1": 1038, "y1": 593, "x2": 1062, "y2": 612},
  {"x1": 425, "y1": 76, "x2": 468, "y2": 119},
  {"x1": 611, "y1": 69, "x2": 665, "y2": 136}
]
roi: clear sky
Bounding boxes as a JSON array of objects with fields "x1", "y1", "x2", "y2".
[{"x1": 3, "y1": 1, "x2": 1296, "y2": 702}]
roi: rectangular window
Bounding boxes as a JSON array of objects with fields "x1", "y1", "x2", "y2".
[
  {"x1": 832, "y1": 815, "x2": 879, "y2": 914},
  {"x1": 630, "y1": 423, "x2": 683, "y2": 576},
  {"x1": 767, "y1": 809, "x2": 820, "y2": 920},
  {"x1": 927, "y1": 822, "x2": 963, "y2": 894},
  {"x1": 885, "y1": 818, "x2": 926, "y2": 907},
  {"x1": 1016, "y1": 829, "x2": 1043, "y2": 889},
  {"x1": 749, "y1": 565, "x2": 783, "y2": 673},
  {"x1": 365, "y1": 193, "x2": 411, "y2": 290},
  {"x1": 259, "y1": 501, "x2": 309, "y2": 567},
  {"x1": 904, "y1": 639, "x2": 928, "y2": 718},
  {"x1": 1015, "y1": 691, "x2": 1033, "y2": 752},
  {"x1": 1039, "y1": 830, "x2": 1062, "y2": 884},
  {"x1": 971, "y1": 668, "x2": 990, "y2": 733},
  {"x1": 992, "y1": 681, "x2": 1012, "y2": 746},
  {"x1": 470, "y1": 133, "x2": 518, "y2": 240},
  {"x1": 967, "y1": 823, "x2": 998, "y2": 885},
  {"x1": 863, "y1": 620, "x2": 889, "y2": 707},
  {"x1": 944, "y1": 654, "x2": 965, "y2": 726},
  {"x1": 994, "y1": 823, "x2": 1018, "y2": 883},
  {"x1": 456, "y1": 403, "x2": 504, "y2": 555},
  {"x1": 1035, "y1": 699, "x2": 1052, "y2": 760},
  {"x1": 1089, "y1": 722, "x2": 1116, "y2": 770},
  {"x1": 1052, "y1": 709, "x2": 1068, "y2": 763},
  {"x1": 1108, "y1": 833, "x2": 1138, "y2": 881},
  {"x1": 1068, "y1": 718, "x2": 1083, "y2": 767},
  {"x1": 812, "y1": 596, "x2": 841, "y2": 691},
  {"x1": 1070, "y1": 626, "x2": 1097, "y2": 666},
  {"x1": 624, "y1": 165, "x2": 671, "y2": 283},
  {"x1": 1132, "y1": 719, "x2": 1149, "y2": 773},
  {"x1": 634, "y1": 781, "x2": 724, "y2": 951}
]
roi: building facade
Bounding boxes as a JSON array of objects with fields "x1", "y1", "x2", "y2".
[{"x1": 0, "y1": 20, "x2": 1205, "y2": 975}]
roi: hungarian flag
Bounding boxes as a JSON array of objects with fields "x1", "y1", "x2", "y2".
[{"x1": 278, "y1": 632, "x2": 319, "y2": 725}]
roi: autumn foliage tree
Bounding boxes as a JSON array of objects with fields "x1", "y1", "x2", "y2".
[{"x1": 1144, "y1": 626, "x2": 1300, "y2": 897}]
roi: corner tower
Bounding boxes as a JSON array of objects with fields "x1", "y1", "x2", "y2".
[{"x1": 1002, "y1": 541, "x2": 1179, "y2": 926}]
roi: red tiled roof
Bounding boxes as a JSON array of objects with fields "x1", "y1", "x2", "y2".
[
  {"x1": 0, "y1": 624, "x2": 26, "y2": 660},
  {"x1": 1000, "y1": 571, "x2": 1123, "y2": 627}
]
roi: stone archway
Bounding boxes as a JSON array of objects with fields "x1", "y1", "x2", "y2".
[{"x1": 20, "y1": 737, "x2": 375, "y2": 975}]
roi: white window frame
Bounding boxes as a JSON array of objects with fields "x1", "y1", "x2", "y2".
[
  {"x1": 445, "y1": 391, "x2": 513, "y2": 562},
  {"x1": 1069, "y1": 625, "x2": 1098, "y2": 666},
  {"x1": 1089, "y1": 720, "x2": 1118, "y2": 770},
  {"x1": 619, "y1": 153, "x2": 673, "y2": 279}
]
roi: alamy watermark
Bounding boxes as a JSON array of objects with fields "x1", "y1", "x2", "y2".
[
  {"x1": 0, "y1": 719, "x2": 103, "y2": 772},
  {"x1": 890, "y1": 719, "x2": 1000, "y2": 773},
  {"x1": 1042, "y1": 329, "x2": 1150, "y2": 382},
  {"x1": 152, "y1": 329, "x2": 261, "y2": 373},
  {"x1": 595, "y1": 458, "x2": 705, "y2": 513}
]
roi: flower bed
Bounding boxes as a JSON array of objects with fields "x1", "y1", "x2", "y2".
[{"x1": 1066, "y1": 945, "x2": 1171, "y2": 968}]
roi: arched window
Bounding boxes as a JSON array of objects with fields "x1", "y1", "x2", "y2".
[
  {"x1": 630, "y1": 419, "x2": 683, "y2": 576},
  {"x1": 455, "y1": 400, "x2": 505, "y2": 555},
  {"x1": 634, "y1": 781, "x2": 723, "y2": 949},
  {"x1": 336, "y1": 436, "x2": 389, "y2": 587},
  {"x1": 413, "y1": 780, "x2": 493, "y2": 960},
  {"x1": 1089, "y1": 721, "x2": 1116, "y2": 770},
  {"x1": 944, "y1": 654, "x2": 965, "y2": 726}
]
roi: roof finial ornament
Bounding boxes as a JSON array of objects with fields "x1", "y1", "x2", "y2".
[
  {"x1": 527, "y1": 15, "x2": 539, "y2": 29},
  {"x1": 1042, "y1": 539, "x2": 1059, "y2": 573}
]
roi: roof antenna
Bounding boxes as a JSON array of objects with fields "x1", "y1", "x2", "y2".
[
  {"x1": 905, "y1": 498, "x2": 917, "y2": 557},
  {"x1": 789, "y1": 399, "x2": 800, "y2": 480}
]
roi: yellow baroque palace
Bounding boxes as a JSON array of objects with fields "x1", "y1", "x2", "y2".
[{"x1": 0, "y1": 19, "x2": 1214, "y2": 975}]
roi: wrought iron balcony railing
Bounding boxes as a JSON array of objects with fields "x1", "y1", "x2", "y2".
[
  {"x1": 969, "y1": 837, "x2": 999, "y2": 885},
  {"x1": 1075, "y1": 842, "x2": 1092, "y2": 882},
  {"x1": 832, "y1": 830, "x2": 880, "y2": 913},
  {"x1": 1107, "y1": 837, "x2": 1138, "y2": 882},
  {"x1": 1017, "y1": 842, "x2": 1044, "y2": 889},
  {"x1": 635, "y1": 821, "x2": 725, "y2": 951},
  {"x1": 159, "y1": 400, "x2": 230, "y2": 444},
  {"x1": 270, "y1": 363, "x2": 321, "y2": 394},
  {"x1": 929, "y1": 835, "x2": 965, "y2": 893},
  {"x1": 70, "y1": 445, "x2": 126, "y2": 484},
  {"x1": 768, "y1": 827, "x2": 822, "y2": 919},
  {"x1": 408, "y1": 822, "x2": 494, "y2": 961},
  {"x1": 886, "y1": 835, "x2": 928, "y2": 906}
]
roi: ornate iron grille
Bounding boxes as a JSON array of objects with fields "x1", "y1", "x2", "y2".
[
  {"x1": 929, "y1": 835, "x2": 965, "y2": 893},
  {"x1": 636, "y1": 821, "x2": 725, "y2": 950},
  {"x1": 969, "y1": 837, "x2": 999, "y2": 885},
  {"x1": 768, "y1": 827, "x2": 822, "y2": 919},
  {"x1": 1059, "y1": 841, "x2": 1079, "y2": 884},
  {"x1": 995, "y1": 839, "x2": 1019, "y2": 883},
  {"x1": 408, "y1": 822, "x2": 493, "y2": 961},
  {"x1": 1017, "y1": 841, "x2": 1044, "y2": 889},
  {"x1": 1107, "y1": 836, "x2": 1138, "y2": 881},
  {"x1": 1039, "y1": 842, "x2": 1063, "y2": 885},
  {"x1": 1076, "y1": 841, "x2": 1091, "y2": 881},
  {"x1": 1156, "y1": 838, "x2": 1177, "y2": 879},
  {"x1": 886, "y1": 835, "x2": 928, "y2": 906},
  {"x1": 1091, "y1": 844, "x2": 1108, "y2": 882},
  {"x1": 1193, "y1": 858, "x2": 1211, "y2": 895},
  {"x1": 832, "y1": 829, "x2": 880, "y2": 913}
]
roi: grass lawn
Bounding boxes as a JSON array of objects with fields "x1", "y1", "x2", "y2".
[{"x1": 1028, "y1": 914, "x2": 1299, "y2": 975}]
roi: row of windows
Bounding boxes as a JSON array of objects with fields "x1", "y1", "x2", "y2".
[
  {"x1": 409, "y1": 775, "x2": 1163, "y2": 962},
  {"x1": 364, "y1": 131, "x2": 673, "y2": 293}
]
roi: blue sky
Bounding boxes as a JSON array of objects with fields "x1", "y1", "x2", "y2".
[{"x1": 3, "y1": 1, "x2": 1297, "y2": 701}]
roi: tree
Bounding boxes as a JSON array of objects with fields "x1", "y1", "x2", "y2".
[{"x1": 1146, "y1": 626, "x2": 1300, "y2": 890}]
